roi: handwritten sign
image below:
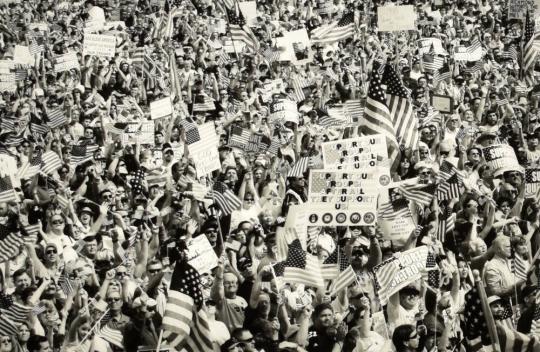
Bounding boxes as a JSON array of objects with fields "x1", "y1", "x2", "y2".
[
  {"x1": 83, "y1": 34, "x2": 116, "y2": 58},
  {"x1": 54, "y1": 53, "x2": 80, "y2": 73},
  {"x1": 508, "y1": 0, "x2": 528, "y2": 19},
  {"x1": 150, "y1": 97, "x2": 173, "y2": 120},
  {"x1": 188, "y1": 123, "x2": 221, "y2": 176},
  {"x1": 186, "y1": 235, "x2": 219, "y2": 274},
  {"x1": 483, "y1": 144, "x2": 521, "y2": 177},
  {"x1": 377, "y1": 5, "x2": 417, "y2": 32}
]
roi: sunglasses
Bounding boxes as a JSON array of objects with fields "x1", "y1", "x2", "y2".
[
  {"x1": 46, "y1": 250, "x2": 57, "y2": 255},
  {"x1": 148, "y1": 268, "x2": 162, "y2": 274},
  {"x1": 51, "y1": 220, "x2": 64, "y2": 225},
  {"x1": 116, "y1": 272, "x2": 127, "y2": 277},
  {"x1": 107, "y1": 297, "x2": 122, "y2": 303}
]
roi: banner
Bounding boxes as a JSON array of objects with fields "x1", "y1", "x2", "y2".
[
  {"x1": 188, "y1": 123, "x2": 221, "y2": 176},
  {"x1": 373, "y1": 246, "x2": 429, "y2": 304},
  {"x1": 83, "y1": 34, "x2": 116, "y2": 58},
  {"x1": 54, "y1": 53, "x2": 80, "y2": 73},
  {"x1": 525, "y1": 167, "x2": 540, "y2": 197},
  {"x1": 308, "y1": 170, "x2": 379, "y2": 208},
  {"x1": 482, "y1": 144, "x2": 522, "y2": 177},
  {"x1": 417, "y1": 38, "x2": 447, "y2": 56},
  {"x1": 304, "y1": 202, "x2": 377, "y2": 226},
  {"x1": 150, "y1": 97, "x2": 173, "y2": 120},
  {"x1": 186, "y1": 235, "x2": 219, "y2": 274},
  {"x1": 377, "y1": 5, "x2": 417, "y2": 32},
  {"x1": 269, "y1": 99, "x2": 298, "y2": 124}
]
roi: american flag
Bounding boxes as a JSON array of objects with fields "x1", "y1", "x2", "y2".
[
  {"x1": 437, "y1": 203, "x2": 455, "y2": 242},
  {"x1": 422, "y1": 53, "x2": 445, "y2": 72},
  {"x1": 217, "y1": 50, "x2": 231, "y2": 66},
  {"x1": 372, "y1": 256, "x2": 402, "y2": 304},
  {"x1": 184, "y1": 125, "x2": 201, "y2": 145},
  {"x1": 58, "y1": 274, "x2": 74, "y2": 295},
  {"x1": 267, "y1": 137, "x2": 280, "y2": 156},
  {"x1": 28, "y1": 33, "x2": 45, "y2": 55},
  {"x1": 531, "y1": 291, "x2": 540, "y2": 338},
  {"x1": 311, "y1": 12, "x2": 355, "y2": 44},
  {"x1": 0, "y1": 313, "x2": 18, "y2": 337},
  {"x1": 511, "y1": 255, "x2": 530, "y2": 281},
  {"x1": 276, "y1": 227, "x2": 297, "y2": 262},
  {"x1": 378, "y1": 198, "x2": 411, "y2": 221},
  {"x1": 344, "y1": 99, "x2": 364, "y2": 121},
  {"x1": 437, "y1": 173, "x2": 462, "y2": 201},
  {"x1": 398, "y1": 182, "x2": 437, "y2": 207},
  {"x1": 383, "y1": 65, "x2": 418, "y2": 150},
  {"x1": 432, "y1": 63, "x2": 451, "y2": 86},
  {"x1": 262, "y1": 45, "x2": 280, "y2": 63},
  {"x1": 30, "y1": 122, "x2": 49, "y2": 136},
  {"x1": 31, "y1": 302, "x2": 47, "y2": 316},
  {"x1": 97, "y1": 324, "x2": 124, "y2": 349},
  {"x1": 0, "y1": 224, "x2": 23, "y2": 263},
  {"x1": 523, "y1": 11, "x2": 540, "y2": 71},
  {"x1": 41, "y1": 151, "x2": 62, "y2": 175},
  {"x1": 163, "y1": 260, "x2": 212, "y2": 352},
  {"x1": 0, "y1": 176, "x2": 17, "y2": 203},
  {"x1": 324, "y1": 246, "x2": 356, "y2": 295},
  {"x1": 464, "y1": 285, "x2": 492, "y2": 351},
  {"x1": 466, "y1": 38, "x2": 482, "y2": 56},
  {"x1": 497, "y1": 324, "x2": 540, "y2": 351},
  {"x1": 210, "y1": 181, "x2": 241, "y2": 215},
  {"x1": 228, "y1": 125, "x2": 251, "y2": 148},
  {"x1": 287, "y1": 157, "x2": 311, "y2": 178},
  {"x1": 360, "y1": 68, "x2": 399, "y2": 167},
  {"x1": 17, "y1": 151, "x2": 42, "y2": 180},
  {"x1": 192, "y1": 94, "x2": 216, "y2": 112},
  {"x1": 275, "y1": 239, "x2": 324, "y2": 288},
  {"x1": 226, "y1": 1, "x2": 259, "y2": 52},
  {"x1": 501, "y1": 46, "x2": 518, "y2": 62},
  {"x1": 291, "y1": 76, "x2": 311, "y2": 102},
  {"x1": 70, "y1": 144, "x2": 98, "y2": 165},
  {"x1": 460, "y1": 61, "x2": 483, "y2": 75},
  {"x1": 46, "y1": 108, "x2": 67, "y2": 129}
]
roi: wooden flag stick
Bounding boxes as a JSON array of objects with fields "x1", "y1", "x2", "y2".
[
  {"x1": 473, "y1": 269, "x2": 501, "y2": 352},
  {"x1": 155, "y1": 329, "x2": 164, "y2": 352}
]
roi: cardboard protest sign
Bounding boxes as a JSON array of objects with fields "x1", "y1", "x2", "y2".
[
  {"x1": 377, "y1": 5, "x2": 417, "y2": 32},
  {"x1": 373, "y1": 246, "x2": 429, "y2": 304},
  {"x1": 431, "y1": 94, "x2": 453, "y2": 114},
  {"x1": 269, "y1": 99, "x2": 298, "y2": 124},
  {"x1": 378, "y1": 211, "x2": 416, "y2": 247},
  {"x1": 186, "y1": 235, "x2": 219, "y2": 274},
  {"x1": 0, "y1": 61, "x2": 15, "y2": 92},
  {"x1": 188, "y1": 123, "x2": 221, "y2": 176},
  {"x1": 14, "y1": 46, "x2": 34, "y2": 66},
  {"x1": 238, "y1": 1, "x2": 257, "y2": 26},
  {"x1": 83, "y1": 34, "x2": 116, "y2": 58},
  {"x1": 307, "y1": 170, "x2": 379, "y2": 226},
  {"x1": 508, "y1": 0, "x2": 528, "y2": 19},
  {"x1": 54, "y1": 53, "x2": 80, "y2": 73},
  {"x1": 482, "y1": 144, "x2": 522, "y2": 177},
  {"x1": 276, "y1": 29, "x2": 313, "y2": 66},
  {"x1": 150, "y1": 97, "x2": 173, "y2": 120}
]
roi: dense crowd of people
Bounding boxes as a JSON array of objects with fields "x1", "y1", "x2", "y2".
[{"x1": 0, "y1": 0, "x2": 540, "y2": 351}]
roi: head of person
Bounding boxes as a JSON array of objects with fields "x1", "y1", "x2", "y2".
[
  {"x1": 493, "y1": 236, "x2": 512, "y2": 259},
  {"x1": 223, "y1": 272, "x2": 238, "y2": 298},
  {"x1": 312, "y1": 303, "x2": 334, "y2": 330},
  {"x1": 399, "y1": 284, "x2": 421, "y2": 310},
  {"x1": 43, "y1": 244, "x2": 58, "y2": 264},
  {"x1": 488, "y1": 296, "x2": 507, "y2": 320},
  {"x1": 230, "y1": 328, "x2": 255, "y2": 350},
  {"x1": 392, "y1": 324, "x2": 420, "y2": 352},
  {"x1": 13, "y1": 269, "x2": 32, "y2": 294},
  {"x1": 146, "y1": 259, "x2": 163, "y2": 279},
  {"x1": 106, "y1": 290, "x2": 123, "y2": 313},
  {"x1": 27, "y1": 335, "x2": 51, "y2": 352},
  {"x1": 67, "y1": 314, "x2": 91, "y2": 342}
]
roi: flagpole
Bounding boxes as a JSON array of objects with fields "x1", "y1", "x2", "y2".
[
  {"x1": 79, "y1": 308, "x2": 110, "y2": 345},
  {"x1": 155, "y1": 329, "x2": 164, "y2": 352},
  {"x1": 472, "y1": 269, "x2": 501, "y2": 352}
]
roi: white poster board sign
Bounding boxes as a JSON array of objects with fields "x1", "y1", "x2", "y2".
[
  {"x1": 150, "y1": 97, "x2": 173, "y2": 120},
  {"x1": 377, "y1": 5, "x2": 417, "y2": 32},
  {"x1": 54, "y1": 53, "x2": 80, "y2": 73},
  {"x1": 83, "y1": 34, "x2": 116, "y2": 58},
  {"x1": 186, "y1": 235, "x2": 219, "y2": 274}
]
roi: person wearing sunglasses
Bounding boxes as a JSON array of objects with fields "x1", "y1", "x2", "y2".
[
  {"x1": 387, "y1": 283, "x2": 424, "y2": 336},
  {"x1": 392, "y1": 324, "x2": 420, "y2": 352}
]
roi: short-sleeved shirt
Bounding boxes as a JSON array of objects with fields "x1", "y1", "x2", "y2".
[{"x1": 216, "y1": 295, "x2": 248, "y2": 331}]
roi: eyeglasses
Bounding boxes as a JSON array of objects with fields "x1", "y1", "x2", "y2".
[
  {"x1": 46, "y1": 250, "x2": 57, "y2": 255},
  {"x1": 116, "y1": 272, "x2": 127, "y2": 277},
  {"x1": 1, "y1": 338, "x2": 11, "y2": 344},
  {"x1": 51, "y1": 220, "x2": 64, "y2": 225},
  {"x1": 244, "y1": 198, "x2": 255, "y2": 202},
  {"x1": 102, "y1": 195, "x2": 113, "y2": 200}
]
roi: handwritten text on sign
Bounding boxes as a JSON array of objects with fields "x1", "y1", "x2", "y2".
[{"x1": 83, "y1": 34, "x2": 116, "y2": 58}]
